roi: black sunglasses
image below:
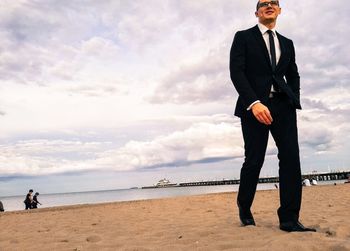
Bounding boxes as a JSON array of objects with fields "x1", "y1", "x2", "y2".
[{"x1": 257, "y1": 1, "x2": 279, "y2": 10}]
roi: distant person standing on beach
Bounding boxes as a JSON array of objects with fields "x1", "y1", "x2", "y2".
[
  {"x1": 24, "y1": 189, "x2": 34, "y2": 210},
  {"x1": 229, "y1": 0, "x2": 315, "y2": 232},
  {"x1": 32, "y1": 192, "x2": 42, "y2": 209}
]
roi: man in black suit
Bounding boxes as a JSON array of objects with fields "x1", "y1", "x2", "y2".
[{"x1": 229, "y1": 0, "x2": 316, "y2": 232}]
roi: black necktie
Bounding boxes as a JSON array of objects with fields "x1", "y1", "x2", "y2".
[{"x1": 267, "y1": 30, "x2": 279, "y2": 92}]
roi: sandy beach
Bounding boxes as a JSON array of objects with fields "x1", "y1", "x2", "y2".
[{"x1": 0, "y1": 184, "x2": 349, "y2": 251}]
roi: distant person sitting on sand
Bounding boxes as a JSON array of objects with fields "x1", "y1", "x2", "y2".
[
  {"x1": 0, "y1": 200, "x2": 4, "y2": 212},
  {"x1": 24, "y1": 189, "x2": 34, "y2": 210},
  {"x1": 32, "y1": 192, "x2": 42, "y2": 209}
]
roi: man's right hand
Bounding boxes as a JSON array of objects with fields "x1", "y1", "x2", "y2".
[{"x1": 252, "y1": 102, "x2": 273, "y2": 125}]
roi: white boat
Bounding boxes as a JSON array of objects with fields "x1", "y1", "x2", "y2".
[
  {"x1": 154, "y1": 178, "x2": 177, "y2": 187},
  {"x1": 141, "y1": 178, "x2": 178, "y2": 189}
]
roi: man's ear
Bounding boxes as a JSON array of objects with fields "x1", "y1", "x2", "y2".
[{"x1": 255, "y1": 11, "x2": 259, "y2": 17}]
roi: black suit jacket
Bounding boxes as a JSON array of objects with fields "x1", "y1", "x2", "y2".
[{"x1": 230, "y1": 25, "x2": 301, "y2": 117}]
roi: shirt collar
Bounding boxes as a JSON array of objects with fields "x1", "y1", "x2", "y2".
[{"x1": 258, "y1": 22, "x2": 277, "y2": 36}]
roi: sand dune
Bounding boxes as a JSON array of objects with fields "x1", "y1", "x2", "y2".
[{"x1": 0, "y1": 184, "x2": 349, "y2": 250}]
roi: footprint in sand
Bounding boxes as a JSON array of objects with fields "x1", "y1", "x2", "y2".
[
  {"x1": 318, "y1": 227, "x2": 337, "y2": 237},
  {"x1": 86, "y1": 235, "x2": 102, "y2": 242},
  {"x1": 330, "y1": 244, "x2": 350, "y2": 251}
]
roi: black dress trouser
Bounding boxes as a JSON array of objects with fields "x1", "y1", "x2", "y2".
[{"x1": 237, "y1": 94, "x2": 302, "y2": 223}]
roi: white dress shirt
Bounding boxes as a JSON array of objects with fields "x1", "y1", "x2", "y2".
[{"x1": 247, "y1": 22, "x2": 282, "y2": 110}]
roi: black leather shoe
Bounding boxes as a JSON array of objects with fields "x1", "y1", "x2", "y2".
[
  {"x1": 238, "y1": 204, "x2": 256, "y2": 226},
  {"x1": 279, "y1": 221, "x2": 316, "y2": 232}
]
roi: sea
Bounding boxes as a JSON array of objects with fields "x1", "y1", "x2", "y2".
[{"x1": 0, "y1": 180, "x2": 346, "y2": 212}]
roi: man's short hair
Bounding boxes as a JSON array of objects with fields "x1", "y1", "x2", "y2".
[
  {"x1": 29, "y1": 189, "x2": 33, "y2": 192},
  {"x1": 256, "y1": 1, "x2": 280, "y2": 11}
]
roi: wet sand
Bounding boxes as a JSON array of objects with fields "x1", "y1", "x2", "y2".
[{"x1": 0, "y1": 184, "x2": 349, "y2": 250}]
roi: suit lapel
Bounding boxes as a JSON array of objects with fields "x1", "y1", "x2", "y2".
[
  {"x1": 276, "y1": 32, "x2": 286, "y2": 70},
  {"x1": 252, "y1": 25, "x2": 271, "y2": 68}
]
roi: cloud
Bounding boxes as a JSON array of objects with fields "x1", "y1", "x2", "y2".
[
  {"x1": 0, "y1": 1, "x2": 124, "y2": 88},
  {"x1": 1, "y1": 111, "x2": 342, "y2": 177},
  {"x1": 299, "y1": 124, "x2": 334, "y2": 152},
  {"x1": 278, "y1": 2, "x2": 350, "y2": 98},
  {"x1": 0, "y1": 139, "x2": 108, "y2": 176},
  {"x1": 147, "y1": 45, "x2": 235, "y2": 104},
  {"x1": 116, "y1": 3, "x2": 175, "y2": 49},
  {"x1": 298, "y1": 103, "x2": 350, "y2": 155},
  {"x1": 302, "y1": 97, "x2": 350, "y2": 118},
  {"x1": 95, "y1": 122, "x2": 244, "y2": 171},
  {"x1": 0, "y1": 120, "x2": 244, "y2": 176}
]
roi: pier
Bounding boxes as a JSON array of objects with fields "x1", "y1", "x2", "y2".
[
  {"x1": 142, "y1": 171, "x2": 350, "y2": 189},
  {"x1": 179, "y1": 171, "x2": 350, "y2": 187}
]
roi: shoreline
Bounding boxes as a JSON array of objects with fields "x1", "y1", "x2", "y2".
[
  {"x1": 3, "y1": 183, "x2": 346, "y2": 216},
  {"x1": 1, "y1": 180, "x2": 347, "y2": 213}
]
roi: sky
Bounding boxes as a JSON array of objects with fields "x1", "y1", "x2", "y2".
[{"x1": 0, "y1": 0, "x2": 349, "y2": 196}]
